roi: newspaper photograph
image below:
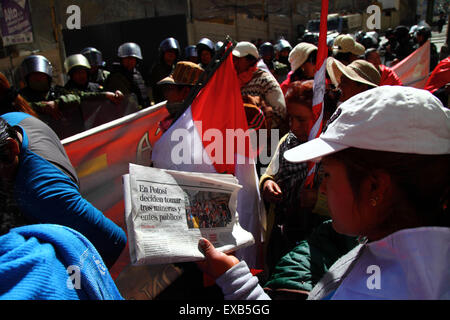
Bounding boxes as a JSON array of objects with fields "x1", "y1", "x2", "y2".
[{"x1": 123, "y1": 163, "x2": 255, "y2": 265}]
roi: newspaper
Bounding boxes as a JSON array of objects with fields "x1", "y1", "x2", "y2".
[{"x1": 123, "y1": 163, "x2": 255, "y2": 265}]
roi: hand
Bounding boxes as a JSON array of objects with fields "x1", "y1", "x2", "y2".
[
  {"x1": 196, "y1": 238, "x2": 240, "y2": 280},
  {"x1": 41, "y1": 101, "x2": 62, "y2": 120},
  {"x1": 106, "y1": 90, "x2": 124, "y2": 105},
  {"x1": 262, "y1": 179, "x2": 283, "y2": 203}
]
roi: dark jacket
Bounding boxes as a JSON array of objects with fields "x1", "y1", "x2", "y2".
[
  {"x1": 264, "y1": 220, "x2": 358, "y2": 299},
  {"x1": 105, "y1": 63, "x2": 149, "y2": 108}
]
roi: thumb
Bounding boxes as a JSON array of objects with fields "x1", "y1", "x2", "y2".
[
  {"x1": 198, "y1": 237, "x2": 215, "y2": 257},
  {"x1": 197, "y1": 238, "x2": 240, "y2": 279}
]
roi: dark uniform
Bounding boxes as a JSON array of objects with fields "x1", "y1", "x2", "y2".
[
  {"x1": 81, "y1": 47, "x2": 110, "y2": 87},
  {"x1": 413, "y1": 26, "x2": 440, "y2": 72},
  {"x1": 148, "y1": 38, "x2": 180, "y2": 104},
  {"x1": 63, "y1": 54, "x2": 103, "y2": 94},
  {"x1": 104, "y1": 42, "x2": 149, "y2": 108},
  {"x1": 19, "y1": 55, "x2": 114, "y2": 139}
]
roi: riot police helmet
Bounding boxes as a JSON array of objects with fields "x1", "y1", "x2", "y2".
[
  {"x1": 64, "y1": 54, "x2": 91, "y2": 74},
  {"x1": 81, "y1": 47, "x2": 104, "y2": 68},
  {"x1": 416, "y1": 26, "x2": 431, "y2": 40},
  {"x1": 185, "y1": 45, "x2": 197, "y2": 59},
  {"x1": 118, "y1": 42, "x2": 143, "y2": 60},
  {"x1": 20, "y1": 55, "x2": 53, "y2": 82},
  {"x1": 196, "y1": 38, "x2": 215, "y2": 55},
  {"x1": 259, "y1": 42, "x2": 274, "y2": 58},
  {"x1": 277, "y1": 39, "x2": 292, "y2": 52},
  {"x1": 159, "y1": 37, "x2": 181, "y2": 56}
]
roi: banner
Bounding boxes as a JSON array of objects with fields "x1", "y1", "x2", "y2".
[
  {"x1": 0, "y1": 0, "x2": 33, "y2": 46},
  {"x1": 62, "y1": 102, "x2": 169, "y2": 279},
  {"x1": 392, "y1": 41, "x2": 430, "y2": 89}
]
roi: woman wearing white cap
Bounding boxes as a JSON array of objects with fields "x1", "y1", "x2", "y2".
[
  {"x1": 196, "y1": 86, "x2": 450, "y2": 300},
  {"x1": 280, "y1": 43, "x2": 318, "y2": 95},
  {"x1": 232, "y1": 41, "x2": 287, "y2": 135}
]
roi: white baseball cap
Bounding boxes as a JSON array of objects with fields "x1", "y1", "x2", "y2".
[
  {"x1": 289, "y1": 42, "x2": 318, "y2": 73},
  {"x1": 232, "y1": 41, "x2": 259, "y2": 60},
  {"x1": 284, "y1": 86, "x2": 450, "y2": 163}
]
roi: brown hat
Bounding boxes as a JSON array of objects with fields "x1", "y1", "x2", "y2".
[
  {"x1": 327, "y1": 57, "x2": 380, "y2": 88},
  {"x1": 158, "y1": 61, "x2": 204, "y2": 86}
]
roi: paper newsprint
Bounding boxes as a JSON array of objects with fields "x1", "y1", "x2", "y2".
[{"x1": 123, "y1": 163, "x2": 255, "y2": 265}]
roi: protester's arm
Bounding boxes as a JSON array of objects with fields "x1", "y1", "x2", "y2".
[
  {"x1": 263, "y1": 78, "x2": 287, "y2": 130},
  {"x1": 15, "y1": 150, "x2": 127, "y2": 268},
  {"x1": 197, "y1": 238, "x2": 270, "y2": 300},
  {"x1": 259, "y1": 133, "x2": 287, "y2": 190}
]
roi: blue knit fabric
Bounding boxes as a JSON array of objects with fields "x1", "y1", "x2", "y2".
[
  {"x1": 14, "y1": 146, "x2": 126, "y2": 267},
  {"x1": 0, "y1": 224, "x2": 123, "y2": 300},
  {"x1": 1, "y1": 112, "x2": 126, "y2": 267}
]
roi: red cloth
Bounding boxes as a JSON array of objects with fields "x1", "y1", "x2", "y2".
[
  {"x1": 192, "y1": 46, "x2": 252, "y2": 175},
  {"x1": 280, "y1": 71, "x2": 293, "y2": 95},
  {"x1": 425, "y1": 57, "x2": 450, "y2": 93},
  {"x1": 379, "y1": 64, "x2": 403, "y2": 86}
]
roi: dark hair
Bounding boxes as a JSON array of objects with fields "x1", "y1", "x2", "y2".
[
  {"x1": 333, "y1": 52, "x2": 353, "y2": 64},
  {"x1": 285, "y1": 80, "x2": 314, "y2": 107},
  {"x1": 0, "y1": 117, "x2": 29, "y2": 235},
  {"x1": 245, "y1": 54, "x2": 258, "y2": 67},
  {"x1": 328, "y1": 148, "x2": 450, "y2": 229},
  {"x1": 291, "y1": 51, "x2": 317, "y2": 81},
  {"x1": 0, "y1": 117, "x2": 19, "y2": 163}
]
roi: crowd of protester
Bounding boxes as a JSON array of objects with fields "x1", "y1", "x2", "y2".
[{"x1": 0, "y1": 14, "x2": 449, "y2": 300}]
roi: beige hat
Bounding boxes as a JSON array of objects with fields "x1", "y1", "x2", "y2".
[
  {"x1": 284, "y1": 86, "x2": 450, "y2": 163},
  {"x1": 288, "y1": 42, "x2": 318, "y2": 72},
  {"x1": 232, "y1": 41, "x2": 259, "y2": 60},
  {"x1": 327, "y1": 57, "x2": 380, "y2": 88},
  {"x1": 333, "y1": 34, "x2": 365, "y2": 56},
  {"x1": 157, "y1": 61, "x2": 204, "y2": 86}
]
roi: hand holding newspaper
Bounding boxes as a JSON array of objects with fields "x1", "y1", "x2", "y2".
[{"x1": 123, "y1": 164, "x2": 255, "y2": 265}]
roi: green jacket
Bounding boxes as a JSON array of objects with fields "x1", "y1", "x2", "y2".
[{"x1": 264, "y1": 220, "x2": 358, "y2": 299}]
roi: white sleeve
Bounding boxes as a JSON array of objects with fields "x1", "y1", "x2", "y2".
[{"x1": 215, "y1": 261, "x2": 271, "y2": 300}]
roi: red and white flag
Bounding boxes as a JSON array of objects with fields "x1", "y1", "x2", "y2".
[
  {"x1": 151, "y1": 46, "x2": 266, "y2": 268},
  {"x1": 304, "y1": 0, "x2": 328, "y2": 188}
]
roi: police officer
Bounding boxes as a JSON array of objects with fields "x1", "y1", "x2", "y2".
[
  {"x1": 259, "y1": 42, "x2": 289, "y2": 83},
  {"x1": 184, "y1": 45, "x2": 198, "y2": 63},
  {"x1": 275, "y1": 39, "x2": 292, "y2": 69},
  {"x1": 105, "y1": 42, "x2": 149, "y2": 108},
  {"x1": 81, "y1": 47, "x2": 110, "y2": 86},
  {"x1": 149, "y1": 37, "x2": 180, "y2": 104},
  {"x1": 196, "y1": 38, "x2": 215, "y2": 68},
  {"x1": 393, "y1": 25, "x2": 415, "y2": 63},
  {"x1": 413, "y1": 26, "x2": 439, "y2": 71},
  {"x1": 20, "y1": 55, "x2": 59, "y2": 103},
  {"x1": 64, "y1": 54, "x2": 103, "y2": 94}
]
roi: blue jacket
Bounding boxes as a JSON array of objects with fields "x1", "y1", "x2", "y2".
[
  {"x1": 1, "y1": 112, "x2": 126, "y2": 268},
  {"x1": 0, "y1": 224, "x2": 123, "y2": 300}
]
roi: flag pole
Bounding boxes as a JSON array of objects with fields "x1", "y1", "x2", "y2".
[{"x1": 304, "y1": 0, "x2": 328, "y2": 188}]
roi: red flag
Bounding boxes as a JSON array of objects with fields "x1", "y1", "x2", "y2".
[
  {"x1": 425, "y1": 57, "x2": 450, "y2": 93},
  {"x1": 191, "y1": 45, "x2": 253, "y2": 175},
  {"x1": 304, "y1": 0, "x2": 328, "y2": 188}
]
